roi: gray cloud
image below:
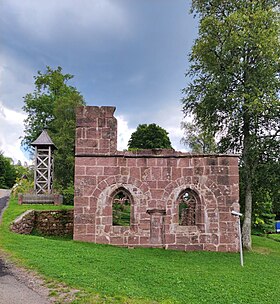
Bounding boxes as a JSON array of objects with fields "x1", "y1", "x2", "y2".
[
  {"x1": 1, "y1": 0, "x2": 131, "y2": 42},
  {"x1": 0, "y1": 53, "x2": 34, "y2": 109},
  {"x1": 0, "y1": 0, "x2": 197, "y2": 160}
]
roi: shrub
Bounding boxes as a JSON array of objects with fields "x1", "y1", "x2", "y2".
[
  {"x1": 253, "y1": 192, "x2": 276, "y2": 234},
  {"x1": 11, "y1": 177, "x2": 34, "y2": 198},
  {"x1": 61, "y1": 184, "x2": 74, "y2": 205}
]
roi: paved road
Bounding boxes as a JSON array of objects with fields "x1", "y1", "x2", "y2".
[
  {"x1": 0, "y1": 190, "x2": 50, "y2": 304},
  {"x1": 0, "y1": 260, "x2": 50, "y2": 304},
  {"x1": 0, "y1": 189, "x2": 11, "y2": 220}
]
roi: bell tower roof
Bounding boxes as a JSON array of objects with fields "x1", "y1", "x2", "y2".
[{"x1": 31, "y1": 129, "x2": 57, "y2": 149}]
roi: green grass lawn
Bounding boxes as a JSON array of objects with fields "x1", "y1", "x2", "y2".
[
  {"x1": 267, "y1": 234, "x2": 280, "y2": 242},
  {"x1": 1, "y1": 198, "x2": 280, "y2": 303}
]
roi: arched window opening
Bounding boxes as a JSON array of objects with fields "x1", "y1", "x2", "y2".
[
  {"x1": 112, "y1": 188, "x2": 131, "y2": 226},
  {"x1": 179, "y1": 190, "x2": 196, "y2": 226}
]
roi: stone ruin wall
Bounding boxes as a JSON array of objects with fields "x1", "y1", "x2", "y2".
[
  {"x1": 74, "y1": 106, "x2": 240, "y2": 252},
  {"x1": 11, "y1": 210, "x2": 73, "y2": 236}
]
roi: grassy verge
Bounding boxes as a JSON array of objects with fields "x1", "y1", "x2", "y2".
[
  {"x1": 266, "y1": 234, "x2": 280, "y2": 242},
  {"x1": 1, "y1": 198, "x2": 280, "y2": 303}
]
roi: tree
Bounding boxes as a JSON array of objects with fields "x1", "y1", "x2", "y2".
[
  {"x1": 183, "y1": 1, "x2": 280, "y2": 249},
  {"x1": 181, "y1": 121, "x2": 216, "y2": 153},
  {"x1": 250, "y1": 144, "x2": 280, "y2": 218},
  {"x1": 14, "y1": 162, "x2": 33, "y2": 180},
  {"x1": 128, "y1": 124, "x2": 173, "y2": 150},
  {"x1": 252, "y1": 192, "x2": 276, "y2": 234},
  {"x1": 0, "y1": 152, "x2": 17, "y2": 188},
  {"x1": 22, "y1": 66, "x2": 85, "y2": 192}
]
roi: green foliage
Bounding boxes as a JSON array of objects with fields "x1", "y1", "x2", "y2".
[
  {"x1": 22, "y1": 66, "x2": 85, "y2": 190},
  {"x1": 11, "y1": 177, "x2": 34, "y2": 198},
  {"x1": 2, "y1": 199, "x2": 280, "y2": 303},
  {"x1": 112, "y1": 191, "x2": 131, "y2": 226},
  {"x1": 128, "y1": 124, "x2": 173, "y2": 150},
  {"x1": 252, "y1": 192, "x2": 276, "y2": 234},
  {"x1": 179, "y1": 201, "x2": 188, "y2": 225},
  {"x1": 0, "y1": 152, "x2": 17, "y2": 188},
  {"x1": 53, "y1": 182, "x2": 74, "y2": 205},
  {"x1": 113, "y1": 202, "x2": 131, "y2": 226},
  {"x1": 254, "y1": 159, "x2": 280, "y2": 218},
  {"x1": 61, "y1": 184, "x2": 75, "y2": 206},
  {"x1": 181, "y1": 121, "x2": 216, "y2": 153},
  {"x1": 183, "y1": 0, "x2": 280, "y2": 249},
  {"x1": 240, "y1": 155, "x2": 280, "y2": 222},
  {"x1": 0, "y1": 151, "x2": 33, "y2": 190},
  {"x1": 13, "y1": 164, "x2": 32, "y2": 180},
  {"x1": 184, "y1": 0, "x2": 280, "y2": 152}
]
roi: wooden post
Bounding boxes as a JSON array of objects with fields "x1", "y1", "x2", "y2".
[
  {"x1": 33, "y1": 146, "x2": 38, "y2": 193},
  {"x1": 48, "y1": 145, "x2": 51, "y2": 194}
]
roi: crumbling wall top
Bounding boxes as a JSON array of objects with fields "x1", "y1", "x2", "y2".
[
  {"x1": 75, "y1": 106, "x2": 118, "y2": 155},
  {"x1": 76, "y1": 106, "x2": 116, "y2": 127}
]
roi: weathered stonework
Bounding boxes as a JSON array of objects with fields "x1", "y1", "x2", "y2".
[
  {"x1": 11, "y1": 210, "x2": 73, "y2": 236},
  {"x1": 74, "y1": 106, "x2": 240, "y2": 252},
  {"x1": 10, "y1": 210, "x2": 36, "y2": 234}
]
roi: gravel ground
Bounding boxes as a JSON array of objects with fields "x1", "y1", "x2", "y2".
[
  {"x1": 0, "y1": 256, "x2": 51, "y2": 304},
  {"x1": 0, "y1": 252, "x2": 81, "y2": 304}
]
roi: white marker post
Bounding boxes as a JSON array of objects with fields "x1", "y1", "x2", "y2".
[{"x1": 231, "y1": 210, "x2": 243, "y2": 267}]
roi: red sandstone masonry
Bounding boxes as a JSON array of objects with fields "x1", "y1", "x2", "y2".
[{"x1": 74, "y1": 106, "x2": 240, "y2": 252}]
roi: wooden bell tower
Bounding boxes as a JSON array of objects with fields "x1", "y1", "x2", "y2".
[{"x1": 31, "y1": 130, "x2": 56, "y2": 194}]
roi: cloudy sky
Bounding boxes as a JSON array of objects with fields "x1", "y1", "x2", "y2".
[{"x1": 0, "y1": 0, "x2": 198, "y2": 163}]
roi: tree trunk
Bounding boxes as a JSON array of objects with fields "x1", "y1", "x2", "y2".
[
  {"x1": 242, "y1": 110, "x2": 253, "y2": 250},
  {"x1": 242, "y1": 175, "x2": 252, "y2": 250}
]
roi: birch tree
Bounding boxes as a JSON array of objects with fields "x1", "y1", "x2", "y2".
[{"x1": 182, "y1": 0, "x2": 280, "y2": 250}]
